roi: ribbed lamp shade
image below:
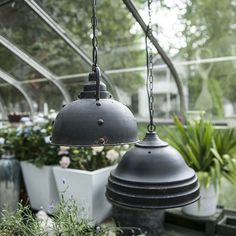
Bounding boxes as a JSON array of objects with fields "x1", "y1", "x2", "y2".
[
  {"x1": 106, "y1": 132, "x2": 200, "y2": 209},
  {"x1": 51, "y1": 82, "x2": 138, "y2": 147}
]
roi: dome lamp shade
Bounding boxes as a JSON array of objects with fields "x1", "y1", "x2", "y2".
[{"x1": 51, "y1": 73, "x2": 138, "y2": 147}]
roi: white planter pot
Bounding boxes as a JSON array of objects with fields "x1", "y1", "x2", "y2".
[
  {"x1": 21, "y1": 161, "x2": 59, "y2": 213},
  {"x1": 182, "y1": 184, "x2": 219, "y2": 217},
  {"x1": 226, "y1": 115, "x2": 236, "y2": 127},
  {"x1": 53, "y1": 165, "x2": 115, "y2": 223}
]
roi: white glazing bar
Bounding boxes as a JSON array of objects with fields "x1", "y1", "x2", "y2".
[
  {"x1": 0, "y1": 69, "x2": 35, "y2": 116},
  {"x1": 0, "y1": 94, "x2": 7, "y2": 120},
  {"x1": 1, "y1": 55, "x2": 235, "y2": 85}
]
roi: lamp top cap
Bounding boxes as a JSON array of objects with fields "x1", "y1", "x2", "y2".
[{"x1": 136, "y1": 131, "x2": 168, "y2": 148}]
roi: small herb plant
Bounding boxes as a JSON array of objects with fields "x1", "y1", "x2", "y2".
[
  {"x1": 0, "y1": 199, "x2": 117, "y2": 236},
  {"x1": 166, "y1": 117, "x2": 236, "y2": 188},
  {"x1": 0, "y1": 203, "x2": 47, "y2": 235},
  {"x1": 52, "y1": 198, "x2": 115, "y2": 236}
]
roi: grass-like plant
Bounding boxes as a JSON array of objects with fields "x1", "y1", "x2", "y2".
[
  {"x1": 166, "y1": 117, "x2": 236, "y2": 189},
  {"x1": 52, "y1": 198, "x2": 114, "y2": 236},
  {"x1": 0, "y1": 204, "x2": 47, "y2": 235},
  {"x1": 0, "y1": 199, "x2": 117, "y2": 236}
]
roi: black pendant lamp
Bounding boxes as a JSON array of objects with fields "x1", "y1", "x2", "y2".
[
  {"x1": 106, "y1": 132, "x2": 200, "y2": 209},
  {"x1": 51, "y1": 0, "x2": 138, "y2": 147},
  {"x1": 106, "y1": 1, "x2": 200, "y2": 210}
]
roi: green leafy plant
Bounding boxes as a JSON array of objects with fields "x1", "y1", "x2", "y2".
[
  {"x1": 63, "y1": 145, "x2": 128, "y2": 171},
  {"x1": 13, "y1": 120, "x2": 60, "y2": 166},
  {"x1": 0, "y1": 120, "x2": 129, "y2": 170},
  {"x1": 166, "y1": 117, "x2": 236, "y2": 188},
  {"x1": 0, "y1": 127, "x2": 17, "y2": 157}
]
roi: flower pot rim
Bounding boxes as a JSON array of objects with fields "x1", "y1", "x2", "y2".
[
  {"x1": 186, "y1": 110, "x2": 206, "y2": 114},
  {"x1": 226, "y1": 114, "x2": 236, "y2": 118},
  {"x1": 20, "y1": 161, "x2": 58, "y2": 168},
  {"x1": 53, "y1": 164, "x2": 116, "y2": 175}
]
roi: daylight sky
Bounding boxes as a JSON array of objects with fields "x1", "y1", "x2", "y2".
[{"x1": 137, "y1": 0, "x2": 186, "y2": 56}]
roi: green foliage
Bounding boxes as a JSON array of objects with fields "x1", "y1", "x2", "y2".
[
  {"x1": 166, "y1": 117, "x2": 236, "y2": 188},
  {"x1": 52, "y1": 198, "x2": 115, "y2": 236},
  {"x1": 0, "y1": 0, "x2": 144, "y2": 98},
  {"x1": 0, "y1": 204, "x2": 47, "y2": 236},
  {"x1": 0, "y1": 200, "x2": 115, "y2": 236},
  {"x1": 0, "y1": 128, "x2": 16, "y2": 157},
  {"x1": 212, "y1": 128, "x2": 236, "y2": 183},
  {"x1": 69, "y1": 145, "x2": 128, "y2": 171},
  {"x1": 137, "y1": 123, "x2": 169, "y2": 140},
  {"x1": 208, "y1": 79, "x2": 224, "y2": 117},
  {"x1": 13, "y1": 121, "x2": 60, "y2": 166},
  {"x1": 0, "y1": 120, "x2": 127, "y2": 170},
  {"x1": 174, "y1": 0, "x2": 236, "y2": 116},
  {"x1": 44, "y1": 0, "x2": 145, "y2": 94}
]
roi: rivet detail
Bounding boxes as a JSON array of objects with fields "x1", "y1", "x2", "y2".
[{"x1": 97, "y1": 119, "x2": 104, "y2": 126}]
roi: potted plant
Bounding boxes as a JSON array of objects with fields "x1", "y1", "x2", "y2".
[
  {"x1": 53, "y1": 145, "x2": 128, "y2": 223},
  {"x1": 166, "y1": 117, "x2": 236, "y2": 217},
  {"x1": 14, "y1": 120, "x2": 60, "y2": 213}
]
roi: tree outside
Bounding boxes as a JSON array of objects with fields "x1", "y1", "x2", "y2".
[{"x1": 160, "y1": 0, "x2": 236, "y2": 117}]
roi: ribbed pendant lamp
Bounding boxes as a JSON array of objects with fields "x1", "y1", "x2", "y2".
[{"x1": 106, "y1": 0, "x2": 199, "y2": 211}]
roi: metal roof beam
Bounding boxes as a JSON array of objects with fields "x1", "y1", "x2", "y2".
[
  {"x1": 0, "y1": 93, "x2": 7, "y2": 120},
  {"x1": 123, "y1": 0, "x2": 186, "y2": 114},
  {"x1": 24, "y1": 0, "x2": 118, "y2": 99}
]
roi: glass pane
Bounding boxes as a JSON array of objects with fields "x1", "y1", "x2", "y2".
[
  {"x1": 0, "y1": 79, "x2": 65, "y2": 115},
  {"x1": 23, "y1": 81, "x2": 65, "y2": 113},
  {"x1": 109, "y1": 68, "x2": 181, "y2": 119},
  {"x1": 34, "y1": 0, "x2": 145, "y2": 70},
  {"x1": 0, "y1": 79, "x2": 29, "y2": 114},
  {"x1": 183, "y1": 60, "x2": 235, "y2": 120},
  {"x1": 0, "y1": 44, "x2": 43, "y2": 81},
  {"x1": 0, "y1": 45, "x2": 72, "y2": 108},
  {"x1": 0, "y1": 1, "x2": 90, "y2": 76},
  {"x1": 62, "y1": 78, "x2": 86, "y2": 101}
]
